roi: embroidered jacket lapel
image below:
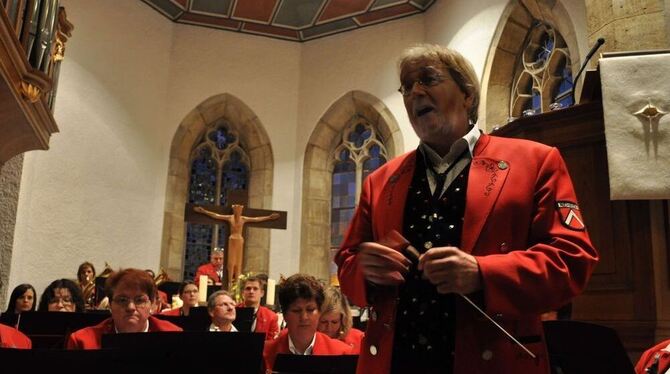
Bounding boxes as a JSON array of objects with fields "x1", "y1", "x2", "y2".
[
  {"x1": 461, "y1": 135, "x2": 510, "y2": 253},
  {"x1": 376, "y1": 152, "x2": 416, "y2": 240}
]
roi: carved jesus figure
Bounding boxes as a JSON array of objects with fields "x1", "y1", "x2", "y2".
[{"x1": 194, "y1": 204, "x2": 280, "y2": 287}]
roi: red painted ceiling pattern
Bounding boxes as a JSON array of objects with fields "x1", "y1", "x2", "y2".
[{"x1": 141, "y1": 0, "x2": 436, "y2": 42}]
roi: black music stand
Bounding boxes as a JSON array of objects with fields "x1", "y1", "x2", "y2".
[
  {"x1": 102, "y1": 331, "x2": 265, "y2": 372},
  {"x1": 17, "y1": 311, "x2": 110, "y2": 349},
  {"x1": 235, "y1": 306, "x2": 255, "y2": 333},
  {"x1": 157, "y1": 281, "x2": 180, "y2": 301},
  {"x1": 543, "y1": 320, "x2": 634, "y2": 374},
  {"x1": 153, "y1": 306, "x2": 211, "y2": 331},
  {"x1": 273, "y1": 354, "x2": 359, "y2": 374}
]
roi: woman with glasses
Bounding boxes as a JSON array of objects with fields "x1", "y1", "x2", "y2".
[
  {"x1": 1, "y1": 283, "x2": 37, "y2": 327},
  {"x1": 38, "y1": 278, "x2": 85, "y2": 312},
  {"x1": 160, "y1": 280, "x2": 199, "y2": 316},
  {"x1": 66, "y1": 268, "x2": 182, "y2": 349}
]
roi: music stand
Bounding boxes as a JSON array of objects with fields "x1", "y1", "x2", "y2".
[
  {"x1": 153, "y1": 307, "x2": 211, "y2": 331},
  {"x1": 543, "y1": 320, "x2": 634, "y2": 374},
  {"x1": 102, "y1": 331, "x2": 265, "y2": 372},
  {"x1": 235, "y1": 307, "x2": 255, "y2": 333},
  {"x1": 273, "y1": 354, "x2": 359, "y2": 374},
  {"x1": 17, "y1": 311, "x2": 110, "y2": 349}
]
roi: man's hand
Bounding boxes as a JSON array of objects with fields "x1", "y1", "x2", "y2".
[
  {"x1": 357, "y1": 242, "x2": 412, "y2": 286},
  {"x1": 418, "y1": 246, "x2": 482, "y2": 294}
]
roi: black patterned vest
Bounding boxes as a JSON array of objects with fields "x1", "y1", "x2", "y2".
[{"x1": 390, "y1": 154, "x2": 471, "y2": 374}]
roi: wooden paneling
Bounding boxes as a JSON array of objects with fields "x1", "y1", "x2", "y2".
[{"x1": 493, "y1": 101, "x2": 667, "y2": 358}]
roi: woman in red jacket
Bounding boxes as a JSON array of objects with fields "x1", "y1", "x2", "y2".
[
  {"x1": 318, "y1": 286, "x2": 364, "y2": 354},
  {"x1": 263, "y1": 274, "x2": 352, "y2": 372},
  {"x1": 66, "y1": 268, "x2": 181, "y2": 349}
]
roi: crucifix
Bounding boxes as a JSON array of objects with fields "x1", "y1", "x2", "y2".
[{"x1": 184, "y1": 190, "x2": 287, "y2": 288}]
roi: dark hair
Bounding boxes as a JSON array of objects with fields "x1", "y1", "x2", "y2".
[
  {"x1": 177, "y1": 280, "x2": 197, "y2": 296},
  {"x1": 4, "y1": 284, "x2": 37, "y2": 315},
  {"x1": 38, "y1": 279, "x2": 85, "y2": 312},
  {"x1": 77, "y1": 261, "x2": 96, "y2": 283},
  {"x1": 105, "y1": 268, "x2": 157, "y2": 301},
  {"x1": 277, "y1": 274, "x2": 324, "y2": 313}
]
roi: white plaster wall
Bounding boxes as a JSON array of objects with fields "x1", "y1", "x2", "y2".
[
  {"x1": 9, "y1": 0, "x2": 173, "y2": 296},
  {"x1": 425, "y1": 0, "x2": 508, "y2": 83}
]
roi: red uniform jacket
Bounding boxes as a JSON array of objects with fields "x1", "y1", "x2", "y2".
[
  {"x1": 263, "y1": 330, "x2": 354, "y2": 372},
  {"x1": 0, "y1": 324, "x2": 31, "y2": 349},
  {"x1": 342, "y1": 328, "x2": 364, "y2": 354},
  {"x1": 336, "y1": 134, "x2": 598, "y2": 374},
  {"x1": 254, "y1": 305, "x2": 279, "y2": 340},
  {"x1": 194, "y1": 263, "x2": 223, "y2": 284},
  {"x1": 636, "y1": 339, "x2": 670, "y2": 374},
  {"x1": 66, "y1": 316, "x2": 182, "y2": 349}
]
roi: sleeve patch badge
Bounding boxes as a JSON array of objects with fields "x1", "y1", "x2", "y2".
[{"x1": 556, "y1": 201, "x2": 586, "y2": 231}]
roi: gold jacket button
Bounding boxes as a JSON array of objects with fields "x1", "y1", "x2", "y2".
[
  {"x1": 370, "y1": 344, "x2": 378, "y2": 356},
  {"x1": 498, "y1": 161, "x2": 508, "y2": 170},
  {"x1": 482, "y1": 349, "x2": 493, "y2": 361}
]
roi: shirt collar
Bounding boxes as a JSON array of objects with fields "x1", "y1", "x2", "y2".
[
  {"x1": 288, "y1": 333, "x2": 316, "y2": 355},
  {"x1": 209, "y1": 323, "x2": 237, "y2": 332},
  {"x1": 419, "y1": 125, "x2": 481, "y2": 166}
]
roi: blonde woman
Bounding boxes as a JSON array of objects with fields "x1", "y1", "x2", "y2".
[{"x1": 318, "y1": 287, "x2": 364, "y2": 354}]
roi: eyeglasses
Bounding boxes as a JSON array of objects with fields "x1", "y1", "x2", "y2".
[
  {"x1": 48, "y1": 297, "x2": 73, "y2": 305},
  {"x1": 112, "y1": 296, "x2": 151, "y2": 309},
  {"x1": 398, "y1": 66, "x2": 447, "y2": 96}
]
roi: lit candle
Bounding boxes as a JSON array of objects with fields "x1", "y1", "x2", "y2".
[
  {"x1": 198, "y1": 275, "x2": 208, "y2": 304},
  {"x1": 266, "y1": 279, "x2": 276, "y2": 306}
]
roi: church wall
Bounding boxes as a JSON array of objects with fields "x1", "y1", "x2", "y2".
[
  {"x1": 163, "y1": 26, "x2": 301, "y2": 280},
  {"x1": 6, "y1": 0, "x2": 586, "y2": 296},
  {"x1": 9, "y1": 0, "x2": 174, "y2": 295}
]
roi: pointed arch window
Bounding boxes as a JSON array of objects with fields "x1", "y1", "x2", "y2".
[
  {"x1": 184, "y1": 121, "x2": 249, "y2": 280},
  {"x1": 511, "y1": 22, "x2": 574, "y2": 118},
  {"x1": 329, "y1": 119, "x2": 388, "y2": 281}
]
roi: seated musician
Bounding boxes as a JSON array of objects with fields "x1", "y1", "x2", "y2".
[
  {"x1": 77, "y1": 261, "x2": 99, "y2": 310},
  {"x1": 194, "y1": 248, "x2": 225, "y2": 286},
  {"x1": 207, "y1": 291, "x2": 237, "y2": 332},
  {"x1": 239, "y1": 275, "x2": 278, "y2": 340},
  {"x1": 38, "y1": 279, "x2": 85, "y2": 312},
  {"x1": 1, "y1": 283, "x2": 37, "y2": 327},
  {"x1": 263, "y1": 274, "x2": 352, "y2": 372},
  {"x1": 66, "y1": 268, "x2": 182, "y2": 350},
  {"x1": 318, "y1": 286, "x2": 364, "y2": 354},
  {"x1": 160, "y1": 281, "x2": 198, "y2": 316}
]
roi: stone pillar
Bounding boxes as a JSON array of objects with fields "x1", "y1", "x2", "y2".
[
  {"x1": 585, "y1": 0, "x2": 669, "y2": 55},
  {"x1": 0, "y1": 154, "x2": 23, "y2": 307}
]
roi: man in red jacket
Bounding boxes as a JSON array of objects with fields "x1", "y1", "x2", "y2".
[
  {"x1": 194, "y1": 247, "x2": 225, "y2": 286},
  {"x1": 240, "y1": 275, "x2": 278, "y2": 340},
  {"x1": 336, "y1": 44, "x2": 598, "y2": 374},
  {"x1": 67, "y1": 268, "x2": 181, "y2": 349}
]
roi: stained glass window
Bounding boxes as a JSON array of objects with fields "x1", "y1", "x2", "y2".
[
  {"x1": 329, "y1": 120, "x2": 388, "y2": 281},
  {"x1": 511, "y1": 22, "x2": 573, "y2": 117},
  {"x1": 184, "y1": 121, "x2": 249, "y2": 280}
]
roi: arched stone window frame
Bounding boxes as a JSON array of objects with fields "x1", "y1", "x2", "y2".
[
  {"x1": 300, "y1": 91, "x2": 403, "y2": 282},
  {"x1": 480, "y1": 0, "x2": 582, "y2": 132},
  {"x1": 161, "y1": 94, "x2": 274, "y2": 281}
]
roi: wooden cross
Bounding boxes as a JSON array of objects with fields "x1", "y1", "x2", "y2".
[{"x1": 184, "y1": 189, "x2": 287, "y2": 287}]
